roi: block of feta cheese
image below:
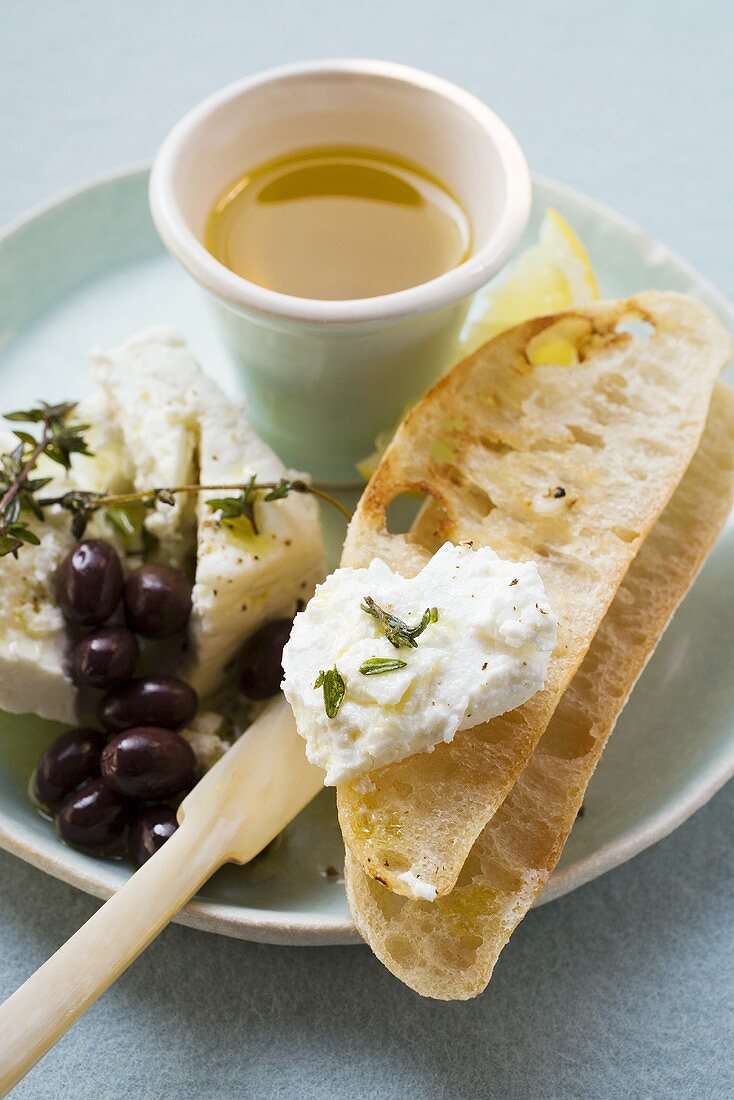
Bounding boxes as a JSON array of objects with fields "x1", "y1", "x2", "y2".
[
  {"x1": 92, "y1": 328, "x2": 326, "y2": 698},
  {"x1": 179, "y1": 710, "x2": 234, "y2": 773},
  {"x1": 186, "y1": 363, "x2": 325, "y2": 696},
  {"x1": 89, "y1": 330, "x2": 200, "y2": 569},
  {"x1": 0, "y1": 328, "x2": 325, "y2": 724},
  {"x1": 0, "y1": 504, "x2": 84, "y2": 724},
  {"x1": 0, "y1": 409, "x2": 125, "y2": 723}
]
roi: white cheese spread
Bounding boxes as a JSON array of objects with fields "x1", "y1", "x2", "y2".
[
  {"x1": 397, "y1": 870, "x2": 438, "y2": 902},
  {"x1": 282, "y1": 542, "x2": 557, "y2": 785}
]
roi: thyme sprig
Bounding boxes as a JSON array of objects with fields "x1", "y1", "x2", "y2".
[
  {"x1": 0, "y1": 402, "x2": 91, "y2": 556},
  {"x1": 361, "y1": 597, "x2": 438, "y2": 649},
  {"x1": 204, "y1": 475, "x2": 318, "y2": 536},
  {"x1": 0, "y1": 403, "x2": 351, "y2": 557},
  {"x1": 45, "y1": 479, "x2": 349, "y2": 542}
]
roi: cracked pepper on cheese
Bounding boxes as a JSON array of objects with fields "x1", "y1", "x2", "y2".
[{"x1": 282, "y1": 542, "x2": 557, "y2": 786}]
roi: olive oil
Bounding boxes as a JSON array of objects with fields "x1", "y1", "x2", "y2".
[{"x1": 205, "y1": 145, "x2": 471, "y2": 300}]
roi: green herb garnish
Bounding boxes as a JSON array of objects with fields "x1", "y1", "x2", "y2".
[
  {"x1": 262, "y1": 478, "x2": 296, "y2": 502},
  {"x1": 0, "y1": 401, "x2": 351, "y2": 558},
  {"x1": 0, "y1": 402, "x2": 91, "y2": 556},
  {"x1": 314, "y1": 667, "x2": 346, "y2": 719},
  {"x1": 358, "y1": 657, "x2": 408, "y2": 676},
  {"x1": 361, "y1": 597, "x2": 438, "y2": 649},
  {"x1": 206, "y1": 477, "x2": 327, "y2": 536},
  {"x1": 207, "y1": 474, "x2": 261, "y2": 534}
]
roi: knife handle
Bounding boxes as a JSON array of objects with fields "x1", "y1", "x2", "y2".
[
  {"x1": 0, "y1": 820, "x2": 224, "y2": 1096},
  {"x1": 0, "y1": 699, "x2": 323, "y2": 1096}
]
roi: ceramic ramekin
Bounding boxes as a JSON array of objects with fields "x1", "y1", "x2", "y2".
[{"x1": 150, "y1": 59, "x2": 531, "y2": 481}]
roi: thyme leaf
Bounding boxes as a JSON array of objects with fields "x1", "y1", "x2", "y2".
[
  {"x1": 104, "y1": 506, "x2": 139, "y2": 539},
  {"x1": 207, "y1": 475, "x2": 270, "y2": 535},
  {"x1": 360, "y1": 597, "x2": 438, "y2": 649},
  {"x1": 358, "y1": 657, "x2": 408, "y2": 676},
  {"x1": 262, "y1": 478, "x2": 293, "y2": 502},
  {"x1": 314, "y1": 666, "x2": 346, "y2": 719}
]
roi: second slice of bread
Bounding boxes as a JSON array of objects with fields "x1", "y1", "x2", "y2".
[
  {"x1": 338, "y1": 293, "x2": 732, "y2": 899},
  {"x1": 345, "y1": 381, "x2": 734, "y2": 997}
]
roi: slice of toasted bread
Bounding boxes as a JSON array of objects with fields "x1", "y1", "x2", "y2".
[
  {"x1": 338, "y1": 293, "x2": 732, "y2": 899},
  {"x1": 344, "y1": 382, "x2": 734, "y2": 997}
]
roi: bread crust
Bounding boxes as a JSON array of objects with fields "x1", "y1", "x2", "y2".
[
  {"x1": 337, "y1": 293, "x2": 732, "y2": 899},
  {"x1": 345, "y1": 382, "x2": 734, "y2": 997}
]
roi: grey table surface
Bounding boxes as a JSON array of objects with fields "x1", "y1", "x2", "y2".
[{"x1": 1, "y1": 1, "x2": 733, "y2": 1097}]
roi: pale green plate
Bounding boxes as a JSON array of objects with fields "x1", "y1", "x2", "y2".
[{"x1": 0, "y1": 168, "x2": 732, "y2": 945}]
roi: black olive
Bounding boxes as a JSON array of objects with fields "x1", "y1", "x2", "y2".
[
  {"x1": 98, "y1": 676, "x2": 198, "y2": 733},
  {"x1": 239, "y1": 618, "x2": 293, "y2": 700},
  {"x1": 56, "y1": 539, "x2": 124, "y2": 625},
  {"x1": 100, "y1": 727, "x2": 196, "y2": 800},
  {"x1": 70, "y1": 625, "x2": 139, "y2": 690},
  {"x1": 35, "y1": 727, "x2": 108, "y2": 805},
  {"x1": 57, "y1": 777, "x2": 129, "y2": 847},
  {"x1": 129, "y1": 804, "x2": 179, "y2": 866},
  {"x1": 123, "y1": 563, "x2": 193, "y2": 638}
]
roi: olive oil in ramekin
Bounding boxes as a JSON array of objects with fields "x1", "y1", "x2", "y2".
[{"x1": 205, "y1": 145, "x2": 471, "y2": 301}]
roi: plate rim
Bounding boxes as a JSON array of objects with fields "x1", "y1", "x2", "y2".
[{"x1": 0, "y1": 164, "x2": 732, "y2": 944}]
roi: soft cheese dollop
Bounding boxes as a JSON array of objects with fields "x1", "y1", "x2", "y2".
[{"x1": 282, "y1": 542, "x2": 557, "y2": 785}]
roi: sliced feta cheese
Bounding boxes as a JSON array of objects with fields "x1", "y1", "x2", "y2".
[
  {"x1": 282, "y1": 542, "x2": 557, "y2": 785},
  {"x1": 91, "y1": 326, "x2": 325, "y2": 696},
  {"x1": 0, "y1": 327, "x2": 325, "y2": 724},
  {"x1": 68, "y1": 388, "x2": 131, "y2": 494},
  {"x1": 179, "y1": 710, "x2": 232, "y2": 772},
  {"x1": 0, "y1": 510, "x2": 77, "y2": 723},
  {"x1": 0, "y1": 423, "x2": 123, "y2": 723},
  {"x1": 90, "y1": 328, "x2": 200, "y2": 567},
  {"x1": 187, "y1": 373, "x2": 325, "y2": 698}
]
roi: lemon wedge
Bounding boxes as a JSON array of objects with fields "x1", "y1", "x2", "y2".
[
  {"x1": 460, "y1": 208, "x2": 600, "y2": 355},
  {"x1": 355, "y1": 449, "x2": 382, "y2": 482},
  {"x1": 356, "y1": 414, "x2": 413, "y2": 481},
  {"x1": 541, "y1": 207, "x2": 600, "y2": 299}
]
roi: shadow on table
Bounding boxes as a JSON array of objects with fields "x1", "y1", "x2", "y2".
[{"x1": 1, "y1": 780, "x2": 733, "y2": 1100}]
